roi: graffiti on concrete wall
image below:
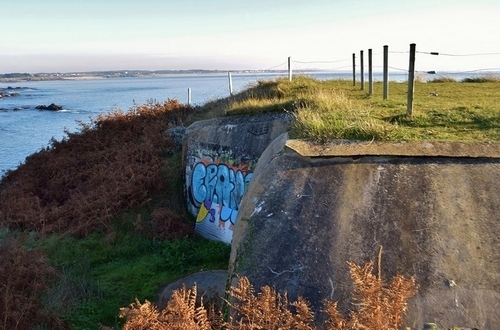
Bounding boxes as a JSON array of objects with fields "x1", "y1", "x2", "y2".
[
  {"x1": 191, "y1": 161, "x2": 253, "y2": 211},
  {"x1": 186, "y1": 147, "x2": 256, "y2": 243},
  {"x1": 195, "y1": 199, "x2": 239, "y2": 243}
]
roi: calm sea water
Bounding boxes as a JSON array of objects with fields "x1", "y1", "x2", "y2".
[{"x1": 0, "y1": 70, "x2": 489, "y2": 177}]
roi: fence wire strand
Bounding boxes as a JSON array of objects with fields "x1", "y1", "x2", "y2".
[{"x1": 417, "y1": 51, "x2": 500, "y2": 57}]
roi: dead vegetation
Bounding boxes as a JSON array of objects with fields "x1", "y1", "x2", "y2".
[
  {"x1": 119, "y1": 259, "x2": 417, "y2": 330},
  {"x1": 0, "y1": 235, "x2": 64, "y2": 330},
  {"x1": 0, "y1": 99, "x2": 193, "y2": 238}
]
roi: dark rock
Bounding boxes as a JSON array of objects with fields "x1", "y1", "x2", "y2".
[
  {"x1": 0, "y1": 92, "x2": 20, "y2": 98},
  {"x1": 36, "y1": 103, "x2": 63, "y2": 111},
  {"x1": 157, "y1": 270, "x2": 227, "y2": 311}
]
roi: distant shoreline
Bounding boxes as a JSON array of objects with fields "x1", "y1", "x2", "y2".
[{"x1": 0, "y1": 69, "x2": 292, "y2": 83}]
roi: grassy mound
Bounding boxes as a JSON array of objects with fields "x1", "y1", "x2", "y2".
[{"x1": 227, "y1": 76, "x2": 500, "y2": 142}]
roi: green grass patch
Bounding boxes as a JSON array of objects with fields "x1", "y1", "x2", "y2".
[{"x1": 31, "y1": 230, "x2": 230, "y2": 329}]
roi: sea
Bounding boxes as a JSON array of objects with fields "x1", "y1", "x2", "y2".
[{"x1": 0, "y1": 70, "x2": 493, "y2": 177}]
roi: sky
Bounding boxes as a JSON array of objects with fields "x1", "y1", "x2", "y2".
[{"x1": 1, "y1": 0, "x2": 499, "y2": 74}]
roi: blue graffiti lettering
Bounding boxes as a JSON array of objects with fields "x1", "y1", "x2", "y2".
[{"x1": 191, "y1": 162, "x2": 252, "y2": 211}]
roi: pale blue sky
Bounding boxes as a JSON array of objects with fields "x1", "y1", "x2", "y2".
[{"x1": 1, "y1": 0, "x2": 499, "y2": 73}]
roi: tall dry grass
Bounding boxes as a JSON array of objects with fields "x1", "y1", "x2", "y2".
[{"x1": 226, "y1": 76, "x2": 500, "y2": 142}]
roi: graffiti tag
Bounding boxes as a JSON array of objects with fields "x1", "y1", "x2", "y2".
[{"x1": 191, "y1": 162, "x2": 253, "y2": 211}]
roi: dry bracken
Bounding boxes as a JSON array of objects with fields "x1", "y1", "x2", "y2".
[{"x1": 120, "y1": 258, "x2": 417, "y2": 330}]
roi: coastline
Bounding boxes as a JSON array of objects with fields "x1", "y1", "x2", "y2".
[{"x1": 0, "y1": 69, "x2": 290, "y2": 83}]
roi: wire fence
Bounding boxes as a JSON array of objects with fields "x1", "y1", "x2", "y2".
[{"x1": 186, "y1": 43, "x2": 500, "y2": 111}]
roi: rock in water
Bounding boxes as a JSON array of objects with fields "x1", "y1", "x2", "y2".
[{"x1": 36, "y1": 103, "x2": 63, "y2": 111}]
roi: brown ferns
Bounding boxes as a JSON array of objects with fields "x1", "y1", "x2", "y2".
[
  {"x1": 325, "y1": 261, "x2": 417, "y2": 330},
  {"x1": 120, "y1": 259, "x2": 417, "y2": 330},
  {"x1": 120, "y1": 285, "x2": 214, "y2": 330},
  {"x1": 0, "y1": 236, "x2": 64, "y2": 330},
  {"x1": 0, "y1": 100, "x2": 193, "y2": 237}
]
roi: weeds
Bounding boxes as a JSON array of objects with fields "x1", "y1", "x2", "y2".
[
  {"x1": 461, "y1": 75, "x2": 500, "y2": 83},
  {"x1": 428, "y1": 76, "x2": 457, "y2": 83}
]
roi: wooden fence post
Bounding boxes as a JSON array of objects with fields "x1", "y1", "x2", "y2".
[
  {"x1": 228, "y1": 72, "x2": 233, "y2": 95},
  {"x1": 407, "y1": 43, "x2": 416, "y2": 116},
  {"x1": 288, "y1": 56, "x2": 292, "y2": 81},
  {"x1": 368, "y1": 48, "x2": 373, "y2": 95},
  {"x1": 383, "y1": 45, "x2": 389, "y2": 100},
  {"x1": 360, "y1": 50, "x2": 364, "y2": 90},
  {"x1": 352, "y1": 53, "x2": 356, "y2": 86}
]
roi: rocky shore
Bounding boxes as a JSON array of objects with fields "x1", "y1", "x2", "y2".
[
  {"x1": 35, "y1": 103, "x2": 63, "y2": 111},
  {"x1": 0, "y1": 86, "x2": 29, "y2": 98},
  {"x1": 1, "y1": 86, "x2": 63, "y2": 111}
]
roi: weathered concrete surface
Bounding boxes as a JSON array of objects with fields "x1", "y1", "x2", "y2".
[
  {"x1": 287, "y1": 139, "x2": 500, "y2": 158},
  {"x1": 183, "y1": 112, "x2": 294, "y2": 242},
  {"x1": 229, "y1": 134, "x2": 500, "y2": 329}
]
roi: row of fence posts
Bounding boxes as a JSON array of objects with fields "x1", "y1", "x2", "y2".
[
  {"x1": 350, "y1": 43, "x2": 417, "y2": 116},
  {"x1": 286, "y1": 44, "x2": 418, "y2": 116}
]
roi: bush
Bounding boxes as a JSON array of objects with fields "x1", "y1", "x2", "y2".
[{"x1": 461, "y1": 75, "x2": 500, "y2": 83}]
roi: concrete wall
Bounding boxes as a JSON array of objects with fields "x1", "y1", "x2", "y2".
[
  {"x1": 228, "y1": 134, "x2": 500, "y2": 329},
  {"x1": 183, "y1": 113, "x2": 293, "y2": 243}
]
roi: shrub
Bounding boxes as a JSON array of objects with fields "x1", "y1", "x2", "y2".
[
  {"x1": 461, "y1": 75, "x2": 500, "y2": 83},
  {"x1": 428, "y1": 76, "x2": 457, "y2": 83}
]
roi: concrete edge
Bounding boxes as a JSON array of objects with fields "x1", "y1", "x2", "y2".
[{"x1": 285, "y1": 139, "x2": 500, "y2": 158}]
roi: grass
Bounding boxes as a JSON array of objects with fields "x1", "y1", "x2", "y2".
[
  {"x1": 33, "y1": 229, "x2": 231, "y2": 329},
  {"x1": 221, "y1": 75, "x2": 500, "y2": 142}
]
